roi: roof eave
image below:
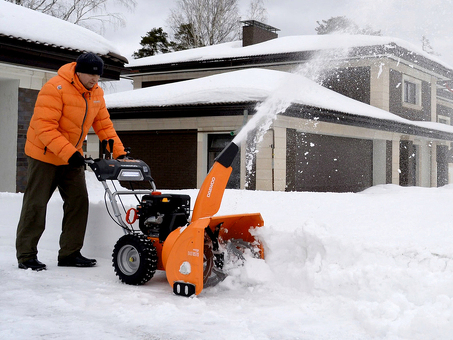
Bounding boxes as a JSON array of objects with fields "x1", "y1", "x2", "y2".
[
  {"x1": 125, "y1": 43, "x2": 453, "y2": 80},
  {"x1": 285, "y1": 103, "x2": 453, "y2": 141},
  {"x1": 0, "y1": 35, "x2": 128, "y2": 80},
  {"x1": 108, "y1": 100, "x2": 453, "y2": 141}
]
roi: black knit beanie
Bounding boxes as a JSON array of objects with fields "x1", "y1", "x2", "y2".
[{"x1": 75, "y1": 52, "x2": 104, "y2": 75}]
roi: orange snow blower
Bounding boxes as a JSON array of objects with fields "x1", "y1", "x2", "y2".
[{"x1": 87, "y1": 140, "x2": 264, "y2": 296}]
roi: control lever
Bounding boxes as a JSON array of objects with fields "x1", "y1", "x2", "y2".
[
  {"x1": 101, "y1": 140, "x2": 108, "y2": 159},
  {"x1": 108, "y1": 139, "x2": 114, "y2": 159},
  {"x1": 125, "y1": 147, "x2": 131, "y2": 157}
]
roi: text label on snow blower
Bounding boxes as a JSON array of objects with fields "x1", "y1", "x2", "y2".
[{"x1": 207, "y1": 177, "x2": 216, "y2": 197}]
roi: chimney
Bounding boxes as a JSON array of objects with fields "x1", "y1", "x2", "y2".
[{"x1": 241, "y1": 20, "x2": 280, "y2": 47}]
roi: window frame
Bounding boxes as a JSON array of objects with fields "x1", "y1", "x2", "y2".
[
  {"x1": 438, "y1": 115, "x2": 451, "y2": 125},
  {"x1": 402, "y1": 75, "x2": 422, "y2": 110}
]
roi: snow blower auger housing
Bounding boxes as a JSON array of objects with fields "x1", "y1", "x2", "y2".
[{"x1": 87, "y1": 139, "x2": 264, "y2": 296}]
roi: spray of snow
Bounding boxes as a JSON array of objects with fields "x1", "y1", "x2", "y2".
[{"x1": 232, "y1": 43, "x2": 351, "y2": 186}]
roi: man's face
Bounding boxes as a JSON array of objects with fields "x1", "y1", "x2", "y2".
[{"x1": 77, "y1": 72, "x2": 100, "y2": 90}]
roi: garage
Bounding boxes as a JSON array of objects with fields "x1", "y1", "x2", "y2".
[
  {"x1": 286, "y1": 130, "x2": 373, "y2": 192},
  {"x1": 117, "y1": 130, "x2": 197, "y2": 189}
]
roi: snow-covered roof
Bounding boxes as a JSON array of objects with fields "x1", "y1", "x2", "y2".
[
  {"x1": 105, "y1": 68, "x2": 453, "y2": 136},
  {"x1": 127, "y1": 34, "x2": 452, "y2": 70},
  {"x1": 0, "y1": 0, "x2": 122, "y2": 57}
]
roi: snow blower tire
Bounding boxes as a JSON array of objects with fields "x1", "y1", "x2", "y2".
[{"x1": 112, "y1": 234, "x2": 157, "y2": 285}]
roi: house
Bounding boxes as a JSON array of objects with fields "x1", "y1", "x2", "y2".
[
  {"x1": 0, "y1": 1, "x2": 128, "y2": 193},
  {"x1": 99, "y1": 22, "x2": 453, "y2": 192}
]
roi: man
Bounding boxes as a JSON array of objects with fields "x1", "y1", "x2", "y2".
[{"x1": 16, "y1": 52, "x2": 126, "y2": 271}]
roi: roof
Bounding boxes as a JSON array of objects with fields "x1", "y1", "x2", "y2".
[
  {"x1": 0, "y1": 0, "x2": 128, "y2": 79},
  {"x1": 126, "y1": 34, "x2": 453, "y2": 73},
  {"x1": 105, "y1": 68, "x2": 453, "y2": 140}
]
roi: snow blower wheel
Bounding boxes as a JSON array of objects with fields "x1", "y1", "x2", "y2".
[{"x1": 112, "y1": 234, "x2": 157, "y2": 285}]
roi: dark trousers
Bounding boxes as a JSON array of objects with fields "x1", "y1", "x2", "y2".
[{"x1": 16, "y1": 157, "x2": 89, "y2": 263}]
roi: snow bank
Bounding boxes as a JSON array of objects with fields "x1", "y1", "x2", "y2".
[
  {"x1": 1, "y1": 173, "x2": 453, "y2": 339},
  {"x1": 0, "y1": 1, "x2": 121, "y2": 55}
]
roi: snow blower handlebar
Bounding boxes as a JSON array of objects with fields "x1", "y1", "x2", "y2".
[{"x1": 85, "y1": 148, "x2": 157, "y2": 233}]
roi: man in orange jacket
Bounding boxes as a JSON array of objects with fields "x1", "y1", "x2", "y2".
[{"x1": 16, "y1": 52, "x2": 127, "y2": 271}]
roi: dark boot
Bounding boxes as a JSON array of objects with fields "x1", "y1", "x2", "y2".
[
  {"x1": 18, "y1": 258, "x2": 47, "y2": 271},
  {"x1": 58, "y1": 251, "x2": 96, "y2": 267}
]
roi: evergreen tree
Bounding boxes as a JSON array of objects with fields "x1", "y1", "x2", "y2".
[
  {"x1": 171, "y1": 23, "x2": 202, "y2": 51},
  {"x1": 133, "y1": 27, "x2": 173, "y2": 58}
]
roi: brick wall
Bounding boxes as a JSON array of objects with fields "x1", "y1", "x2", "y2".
[{"x1": 389, "y1": 69, "x2": 431, "y2": 121}]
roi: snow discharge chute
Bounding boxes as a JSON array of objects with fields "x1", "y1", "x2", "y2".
[{"x1": 162, "y1": 142, "x2": 264, "y2": 296}]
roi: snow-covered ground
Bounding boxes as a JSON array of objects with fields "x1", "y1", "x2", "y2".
[{"x1": 1, "y1": 172, "x2": 453, "y2": 340}]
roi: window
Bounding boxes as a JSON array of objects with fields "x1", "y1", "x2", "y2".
[
  {"x1": 404, "y1": 81, "x2": 417, "y2": 104},
  {"x1": 438, "y1": 115, "x2": 451, "y2": 125},
  {"x1": 402, "y1": 75, "x2": 422, "y2": 108}
]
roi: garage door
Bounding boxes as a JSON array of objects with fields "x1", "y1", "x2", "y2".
[
  {"x1": 117, "y1": 130, "x2": 197, "y2": 189},
  {"x1": 287, "y1": 130, "x2": 373, "y2": 192}
]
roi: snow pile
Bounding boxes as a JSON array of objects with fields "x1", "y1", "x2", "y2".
[
  {"x1": 1, "y1": 173, "x2": 453, "y2": 339},
  {"x1": 105, "y1": 68, "x2": 453, "y2": 136},
  {"x1": 127, "y1": 34, "x2": 452, "y2": 70},
  {"x1": 0, "y1": 0, "x2": 121, "y2": 55}
]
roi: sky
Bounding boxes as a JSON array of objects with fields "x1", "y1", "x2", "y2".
[{"x1": 103, "y1": 0, "x2": 453, "y2": 66}]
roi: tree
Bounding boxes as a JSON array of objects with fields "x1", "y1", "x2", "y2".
[
  {"x1": 172, "y1": 23, "x2": 202, "y2": 51},
  {"x1": 132, "y1": 0, "x2": 267, "y2": 57},
  {"x1": 6, "y1": 0, "x2": 136, "y2": 33},
  {"x1": 133, "y1": 28, "x2": 174, "y2": 58},
  {"x1": 168, "y1": 0, "x2": 240, "y2": 48},
  {"x1": 245, "y1": 0, "x2": 267, "y2": 23},
  {"x1": 421, "y1": 36, "x2": 440, "y2": 56},
  {"x1": 315, "y1": 16, "x2": 381, "y2": 36}
]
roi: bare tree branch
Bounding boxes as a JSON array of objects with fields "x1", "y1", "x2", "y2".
[
  {"x1": 245, "y1": 0, "x2": 267, "y2": 23},
  {"x1": 6, "y1": 0, "x2": 136, "y2": 34},
  {"x1": 168, "y1": 0, "x2": 240, "y2": 48}
]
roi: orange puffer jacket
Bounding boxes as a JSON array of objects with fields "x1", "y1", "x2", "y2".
[{"x1": 25, "y1": 62, "x2": 125, "y2": 165}]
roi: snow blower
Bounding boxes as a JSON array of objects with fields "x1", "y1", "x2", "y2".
[{"x1": 86, "y1": 139, "x2": 264, "y2": 296}]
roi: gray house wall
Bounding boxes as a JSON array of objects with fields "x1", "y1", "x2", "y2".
[
  {"x1": 16, "y1": 88, "x2": 39, "y2": 192},
  {"x1": 0, "y1": 79, "x2": 19, "y2": 192}
]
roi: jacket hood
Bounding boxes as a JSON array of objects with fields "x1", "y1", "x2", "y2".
[{"x1": 58, "y1": 62, "x2": 77, "y2": 83}]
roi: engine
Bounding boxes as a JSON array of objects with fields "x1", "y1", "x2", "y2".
[{"x1": 137, "y1": 193, "x2": 191, "y2": 241}]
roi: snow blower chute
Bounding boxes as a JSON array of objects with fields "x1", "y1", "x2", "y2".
[{"x1": 87, "y1": 140, "x2": 264, "y2": 296}]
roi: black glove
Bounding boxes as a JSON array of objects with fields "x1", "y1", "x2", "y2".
[
  {"x1": 68, "y1": 152, "x2": 85, "y2": 167},
  {"x1": 117, "y1": 147, "x2": 132, "y2": 160}
]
